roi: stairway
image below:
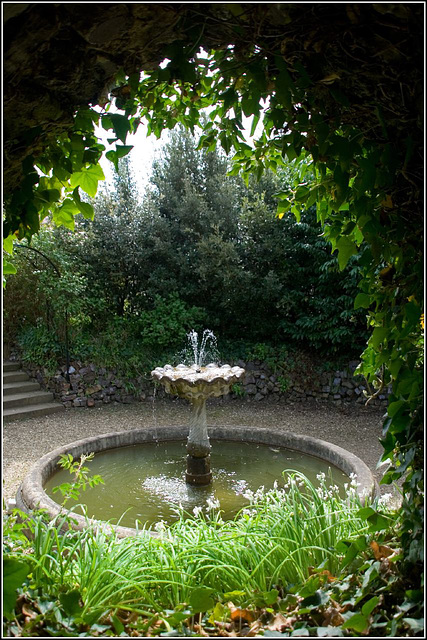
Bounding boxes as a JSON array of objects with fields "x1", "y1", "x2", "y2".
[{"x1": 3, "y1": 361, "x2": 64, "y2": 422}]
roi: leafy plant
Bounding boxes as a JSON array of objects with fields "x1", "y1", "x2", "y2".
[
  {"x1": 231, "y1": 382, "x2": 245, "y2": 397},
  {"x1": 277, "y1": 375, "x2": 290, "y2": 393},
  {"x1": 3, "y1": 557, "x2": 30, "y2": 620},
  {"x1": 52, "y1": 453, "x2": 104, "y2": 507},
  {"x1": 16, "y1": 324, "x2": 62, "y2": 375},
  {"x1": 5, "y1": 470, "x2": 415, "y2": 637}
]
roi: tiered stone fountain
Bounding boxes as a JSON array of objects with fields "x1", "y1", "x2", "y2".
[
  {"x1": 152, "y1": 364, "x2": 245, "y2": 485},
  {"x1": 152, "y1": 330, "x2": 244, "y2": 484}
]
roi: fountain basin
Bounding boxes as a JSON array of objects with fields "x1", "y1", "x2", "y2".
[
  {"x1": 151, "y1": 364, "x2": 245, "y2": 400},
  {"x1": 16, "y1": 426, "x2": 377, "y2": 538}
]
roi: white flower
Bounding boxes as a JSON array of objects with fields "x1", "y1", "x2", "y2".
[
  {"x1": 273, "y1": 480, "x2": 278, "y2": 490},
  {"x1": 154, "y1": 520, "x2": 167, "y2": 532},
  {"x1": 349, "y1": 473, "x2": 360, "y2": 488},
  {"x1": 377, "y1": 492, "x2": 393, "y2": 508},
  {"x1": 193, "y1": 505, "x2": 203, "y2": 517},
  {"x1": 206, "y1": 497, "x2": 220, "y2": 510},
  {"x1": 316, "y1": 472, "x2": 326, "y2": 482},
  {"x1": 254, "y1": 486, "x2": 265, "y2": 501},
  {"x1": 243, "y1": 489, "x2": 254, "y2": 502}
]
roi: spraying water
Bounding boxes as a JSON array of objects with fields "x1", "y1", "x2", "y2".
[{"x1": 185, "y1": 329, "x2": 219, "y2": 368}]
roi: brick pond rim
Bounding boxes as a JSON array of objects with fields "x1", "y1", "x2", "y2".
[{"x1": 16, "y1": 425, "x2": 377, "y2": 538}]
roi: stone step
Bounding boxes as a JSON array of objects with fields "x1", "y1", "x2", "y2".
[
  {"x1": 3, "y1": 380, "x2": 41, "y2": 395},
  {"x1": 3, "y1": 403, "x2": 65, "y2": 422},
  {"x1": 3, "y1": 390, "x2": 56, "y2": 409},
  {"x1": 3, "y1": 361, "x2": 21, "y2": 372},
  {"x1": 3, "y1": 370, "x2": 30, "y2": 383}
]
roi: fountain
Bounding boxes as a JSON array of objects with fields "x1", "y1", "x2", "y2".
[
  {"x1": 16, "y1": 330, "x2": 377, "y2": 537},
  {"x1": 151, "y1": 330, "x2": 245, "y2": 485}
]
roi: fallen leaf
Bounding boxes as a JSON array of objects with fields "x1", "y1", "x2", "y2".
[
  {"x1": 381, "y1": 194, "x2": 393, "y2": 208},
  {"x1": 308, "y1": 568, "x2": 336, "y2": 582},
  {"x1": 116, "y1": 610, "x2": 139, "y2": 624},
  {"x1": 370, "y1": 540, "x2": 395, "y2": 560},
  {"x1": 228, "y1": 603, "x2": 256, "y2": 624},
  {"x1": 267, "y1": 612, "x2": 296, "y2": 632},
  {"x1": 193, "y1": 623, "x2": 211, "y2": 637},
  {"x1": 218, "y1": 629, "x2": 238, "y2": 637},
  {"x1": 248, "y1": 620, "x2": 264, "y2": 636},
  {"x1": 22, "y1": 604, "x2": 38, "y2": 619},
  {"x1": 318, "y1": 72, "x2": 341, "y2": 85},
  {"x1": 322, "y1": 606, "x2": 345, "y2": 627}
]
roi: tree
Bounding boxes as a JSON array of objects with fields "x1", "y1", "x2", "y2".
[
  {"x1": 72, "y1": 156, "x2": 151, "y2": 317},
  {"x1": 142, "y1": 127, "x2": 242, "y2": 318},
  {"x1": 237, "y1": 187, "x2": 368, "y2": 352}
]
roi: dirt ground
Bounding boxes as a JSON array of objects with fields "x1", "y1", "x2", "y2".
[{"x1": 3, "y1": 398, "x2": 400, "y2": 509}]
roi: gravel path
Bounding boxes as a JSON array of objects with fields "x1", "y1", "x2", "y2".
[{"x1": 3, "y1": 399, "x2": 399, "y2": 507}]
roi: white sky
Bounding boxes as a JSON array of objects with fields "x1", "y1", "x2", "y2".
[{"x1": 95, "y1": 118, "x2": 169, "y2": 197}]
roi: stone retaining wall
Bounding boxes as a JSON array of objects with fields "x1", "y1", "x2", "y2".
[
  {"x1": 234, "y1": 359, "x2": 390, "y2": 408},
  {"x1": 24, "y1": 357, "x2": 390, "y2": 410}
]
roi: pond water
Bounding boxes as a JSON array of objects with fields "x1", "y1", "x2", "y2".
[{"x1": 44, "y1": 440, "x2": 348, "y2": 529}]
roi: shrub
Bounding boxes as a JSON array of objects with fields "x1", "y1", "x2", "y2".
[{"x1": 16, "y1": 324, "x2": 63, "y2": 375}]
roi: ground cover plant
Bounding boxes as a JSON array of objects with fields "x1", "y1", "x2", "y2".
[{"x1": 5, "y1": 470, "x2": 418, "y2": 637}]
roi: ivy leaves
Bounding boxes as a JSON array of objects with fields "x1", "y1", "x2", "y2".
[
  {"x1": 70, "y1": 164, "x2": 105, "y2": 200},
  {"x1": 3, "y1": 106, "x2": 105, "y2": 242},
  {"x1": 2, "y1": 234, "x2": 17, "y2": 287},
  {"x1": 105, "y1": 146, "x2": 134, "y2": 171},
  {"x1": 3, "y1": 557, "x2": 30, "y2": 619}
]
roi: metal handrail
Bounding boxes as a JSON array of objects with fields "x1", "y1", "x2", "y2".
[{"x1": 14, "y1": 244, "x2": 71, "y2": 381}]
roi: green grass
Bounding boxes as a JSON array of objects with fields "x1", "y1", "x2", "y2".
[{"x1": 6, "y1": 470, "x2": 370, "y2": 622}]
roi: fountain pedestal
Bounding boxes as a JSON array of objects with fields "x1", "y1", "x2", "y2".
[
  {"x1": 186, "y1": 454, "x2": 212, "y2": 485},
  {"x1": 151, "y1": 361, "x2": 245, "y2": 486},
  {"x1": 186, "y1": 396, "x2": 212, "y2": 485}
]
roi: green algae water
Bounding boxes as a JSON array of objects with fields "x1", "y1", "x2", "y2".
[{"x1": 44, "y1": 440, "x2": 348, "y2": 529}]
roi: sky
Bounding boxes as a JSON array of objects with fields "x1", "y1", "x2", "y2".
[{"x1": 95, "y1": 118, "x2": 169, "y2": 197}]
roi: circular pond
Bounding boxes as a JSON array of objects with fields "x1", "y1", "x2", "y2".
[
  {"x1": 44, "y1": 439, "x2": 349, "y2": 528},
  {"x1": 17, "y1": 426, "x2": 376, "y2": 537}
]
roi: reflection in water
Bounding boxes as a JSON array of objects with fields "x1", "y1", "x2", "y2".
[{"x1": 44, "y1": 440, "x2": 348, "y2": 528}]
